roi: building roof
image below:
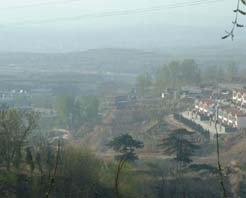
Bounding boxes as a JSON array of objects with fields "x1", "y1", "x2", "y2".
[
  {"x1": 220, "y1": 107, "x2": 246, "y2": 117},
  {"x1": 234, "y1": 89, "x2": 246, "y2": 95},
  {"x1": 196, "y1": 98, "x2": 215, "y2": 106},
  {"x1": 181, "y1": 97, "x2": 196, "y2": 103}
]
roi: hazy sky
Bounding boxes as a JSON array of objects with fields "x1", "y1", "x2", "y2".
[
  {"x1": 0, "y1": 0, "x2": 235, "y2": 29},
  {"x1": 0, "y1": 0, "x2": 243, "y2": 52}
]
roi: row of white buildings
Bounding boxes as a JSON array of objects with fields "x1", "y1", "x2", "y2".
[
  {"x1": 232, "y1": 89, "x2": 246, "y2": 107},
  {"x1": 194, "y1": 89, "x2": 246, "y2": 130}
]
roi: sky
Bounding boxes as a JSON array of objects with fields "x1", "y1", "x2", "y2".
[
  {"x1": 0, "y1": 0, "x2": 243, "y2": 52},
  {"x1": 0, "y1": 0, "x2": 236, "y2": 29}
]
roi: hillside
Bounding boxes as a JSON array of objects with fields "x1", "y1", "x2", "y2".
[
  {"x1": 222, "y1": 131, "x2": 246, "y2": 164},
  {"x1": 0, "y1": 49, "x2": 167, "y2": 74},
  {"x1": 0, "y1": 45, "x2": 245, "y2": 76}
]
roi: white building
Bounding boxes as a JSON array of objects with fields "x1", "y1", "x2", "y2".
[
  {"x1": 218, "y1": 107, "x2": 246, "y2": 129},
  {"x1": 195, "y1": 99, "x2": 216, "y2": 117},
  {"x1": 232, "y1": 89, "x2": 246, "y2": 107}
]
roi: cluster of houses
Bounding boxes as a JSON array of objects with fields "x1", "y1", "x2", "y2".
[
  {"x1": 0, "y1": 88, "x2": 56, "y2": 118},
  {"x1": 0, "y1": 89, "x2": 31, "y2": 104},
  {"x1": 232, "y1": 89, "x2": 246, "y2": 107},
  {"x1": 191, "y1": 88, "x2": 246, "y2": 133}
]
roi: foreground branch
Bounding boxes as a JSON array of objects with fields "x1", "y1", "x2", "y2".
[
  {"x1": 44, "y1": 140, "x2": 61, "y2": 198},
  {"x1": 215, "y1": 122, "x2": 227, "y2": 198}
]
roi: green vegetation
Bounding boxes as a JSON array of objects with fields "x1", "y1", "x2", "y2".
[
  {"x1": 0, "y1": 171, "x2": 17, "y2": 184},
  {"x1": 0, "y1": 107, "x2": 39, "y2": 171},
  {"x1": 155, "y1": 60, "x2": 201, "y2": 92},
  {"x1": 160, "y1": 129, "x2": 200, "y2": 166},
  {"x1": 0, "y1": 56, "x2": 245, "y2": 198},
  {"x1": 135, "y1": 59, "x2": 241, "y2": 97},
  {"x1": 0, "y1": 99, "x2": 245, "y2": 198},
  {"x1": 107, "y1": 134, "x2": 144, "y2": 198},
  {"x1": 56, "y1": 95, "x2": 99, "y2": 132}
]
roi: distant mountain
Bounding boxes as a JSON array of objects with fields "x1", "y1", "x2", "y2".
[
  {"x1": 1, "y1": 24, "x2": 245, "y2": 53},
  {"x1": 0, "y1": 24, "x2": 245, "y2": 74},
  {"x1": 0, "y1": 45, "x2": 245, "y2": 76},
  {"x1": 0, "y1": 49, "x2": 169, "y2": 74}
]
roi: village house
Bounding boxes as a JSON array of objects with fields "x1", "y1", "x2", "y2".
[
  {"x1": 194, "y1": 99, "x2": 216, "y2": 120},
  {"x1": 232, "y1": 89, "x2": 246, "y2": 107},
  {"x1": 217, "y1": 107, "x2": 246, "y2": 129},
  {"x1": 178, "y1": 86, "x2": 246, "y2": 134}
]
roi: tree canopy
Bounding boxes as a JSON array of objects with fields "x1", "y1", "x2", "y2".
[
  {"x1": 155, "y1": 59, "x2": 201, "y2": 93},
  {"x1": 107, "y1": 134, "x2": 144, "y2": 162},
  {"x1": 160, "y1": 129, "x2": 200, "y2": 165},
  {"x1": 0, "y1": 107, "x2": 39, "y2": 170},
  {"x1": 56, "y1": 95, "x2": 99, "y2": 131},
  {"x1": 107, "y1": 134, "x2": 144, "y2": 198}
]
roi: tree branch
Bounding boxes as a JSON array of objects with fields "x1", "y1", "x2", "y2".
[
  {"x1": 215, "y1": 121, "x2": 227, "y2": 198},
  {"x1": 44, "y1": 140, "x2": 61, "y2": 198}
]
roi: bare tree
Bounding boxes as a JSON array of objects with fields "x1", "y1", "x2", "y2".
[{"x1": 0, "y1": 107, "x2": 39, "y2": 170}]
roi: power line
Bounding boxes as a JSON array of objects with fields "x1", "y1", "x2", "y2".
[
  {"x1": 4, "y1": 0, "x2": 226, "y2": 26},
  {"x1": 0, "y1": 0, "x2": 85, "y2": 10},
  {"x1": 0, "y1": 0, "x2": 221, "y2": 10}
]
